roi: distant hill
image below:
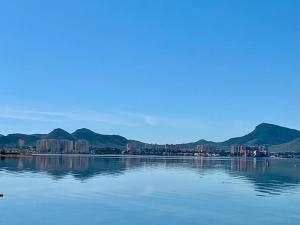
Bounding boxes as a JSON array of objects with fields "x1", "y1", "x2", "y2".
[
  {"x1": 45, "y1": 128, "x2": 75, "y2": 140},
  {"x1": 180, "y1": 139, "x2": 216, "y2": 148},
  {"x1": 0, "y1": 123, "x2": 300, "y2": 151},
  {"x1": 269, "y1": 138, "x2": 300, "y2": 153},
  {"x1": 179, "y1": 123, "x2": 300, "y2": 148},
  {"x1": 0, "y1": 128, "x2": 130, "y2": 149},
  {"x1": 72, "y1": 128, "x2": 128, "y2": 148},
  {"x1": 222, "y1": 123, "x2": 300, "y2": 146}
]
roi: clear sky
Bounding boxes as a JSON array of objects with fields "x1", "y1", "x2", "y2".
[{"x1": 0, "y1": 0, "x2": 299, "y2": 144}]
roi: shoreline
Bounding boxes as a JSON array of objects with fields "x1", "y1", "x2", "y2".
[
  {"x1": 0, "y1": 153, "x2": 295, "y2": 160},
  {"x1": 0, "y1": 153, "x2": 298, "y2": 159}
]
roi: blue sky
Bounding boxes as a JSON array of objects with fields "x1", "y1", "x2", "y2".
[{"x1": 0, "y1": 0, "x2": 299, "y2": 143}]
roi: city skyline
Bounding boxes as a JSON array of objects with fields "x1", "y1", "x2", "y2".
[{"x1": 0, "y1": 0, "x2": 299, "y2": 143}]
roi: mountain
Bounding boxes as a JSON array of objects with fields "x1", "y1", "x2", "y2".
[
  {"x1": 222, "y1": 123, "x2": 300, "y2": 146},
  {"x1": 0, "y1": 128, "x2": 130, "y2": 149},
  {"x1": 180, "y1": 139, "x2": 216, "y2": 148},
  {"x1": 45, "y1": 128, "x2": 75, "y2": 140},
  {"x1": 0, "y1": 123, "x2": 300, "y2": 150},
  {"x1": 72, "y1": 128, "x2": 128, "y2": 148},
  {"x1": 269, "y1": 138, "x2": 300, "y2": 153}
]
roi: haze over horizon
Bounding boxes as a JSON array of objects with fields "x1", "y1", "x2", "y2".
[{"x1": 0, "y1": 0, "x2": 299, "y2": 144}]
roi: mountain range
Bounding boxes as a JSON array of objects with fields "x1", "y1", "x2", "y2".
[{"x1": 0, "y1": 123, "x2": 300, "y2": 152}]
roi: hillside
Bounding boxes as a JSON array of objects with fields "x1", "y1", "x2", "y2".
[
  {"x1": 45, "y1": 128, "x2": 75, "y2": 140},
  {"x1": 72, "y1": 128, "x2": 128, "y2": 148},
  {"x1": 222, "y1": 123, "x2": 300, "y2": 146},
  {"x1": 180, "y1": 139, "x2": 217, "y2": 148},
  {"x1": 0, "y1": 128, "x2": 130, "y2": 149},
  {"x1": 269, "y1": 138, "x2": 300, "y2": 153},
  {"x1": 0, "y1": 123, "x2": 300, "y2": 150}
]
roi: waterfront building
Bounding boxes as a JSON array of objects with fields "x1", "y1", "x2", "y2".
[
  {"x1": 144, "y1": 143, "x2": 165, "y2": 150},
  {"x1": 125, "y1": 143, "x2": 138, "y2": 154},
  {"x1": 230, "y1": 145, "x2": 268, "y2": 157},
  {"x1": 36, "y1": 139, "x2": 89, "y2": 154},
  {"x1": 231, "y1": 145, "x2": 239, "y2": 155},
  {"x1": 74, "y1": 140, "x2": 90, "y2": 153},
  {"x1": 196, "y1": 144, "x2": 217, "y2": 154},
  {"x1": 165, "y1": 144, "x2": 180, "y2": 152},
  {"x1": 18, "y1": 138, "x2": 25, "y2": 148}
]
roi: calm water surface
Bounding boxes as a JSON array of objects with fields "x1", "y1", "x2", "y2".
[{"x1": 0, "y1": 156, "x2": 299, "y2": 225}]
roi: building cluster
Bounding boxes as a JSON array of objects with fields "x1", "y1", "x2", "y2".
[
  {"x1": 144, "y1": 143, "x2": 165, "y2": 150},
  {"x1": 195, "y1": 144, "x2": 218, "y2": 156},
  {"x1": 230, "y1": 145, "x2": 268, "y2": 157},
  {"x1": 0, "y1": 138, "x2": 35, "y2": 154},
  {"x1": 125, "y1": 143, "x2": 224, "y2": 156},
  {"x1": 0, "y1": 138, "x2": 272, "y2": 157},
  {"x1": 124, "y1": 143, "x2": 269, "y2": 157},
  {"x1": 36, "y1": 139, "x2": 89, "y2": 154}
]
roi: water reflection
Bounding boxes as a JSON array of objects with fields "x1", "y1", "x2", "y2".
[{"x1": 0, "y1": 155, "x2": 299, "y2": 195}]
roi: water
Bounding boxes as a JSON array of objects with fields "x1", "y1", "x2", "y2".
[{"x1": 0, "y1": 156, "x2": 299, "y2": 225}]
